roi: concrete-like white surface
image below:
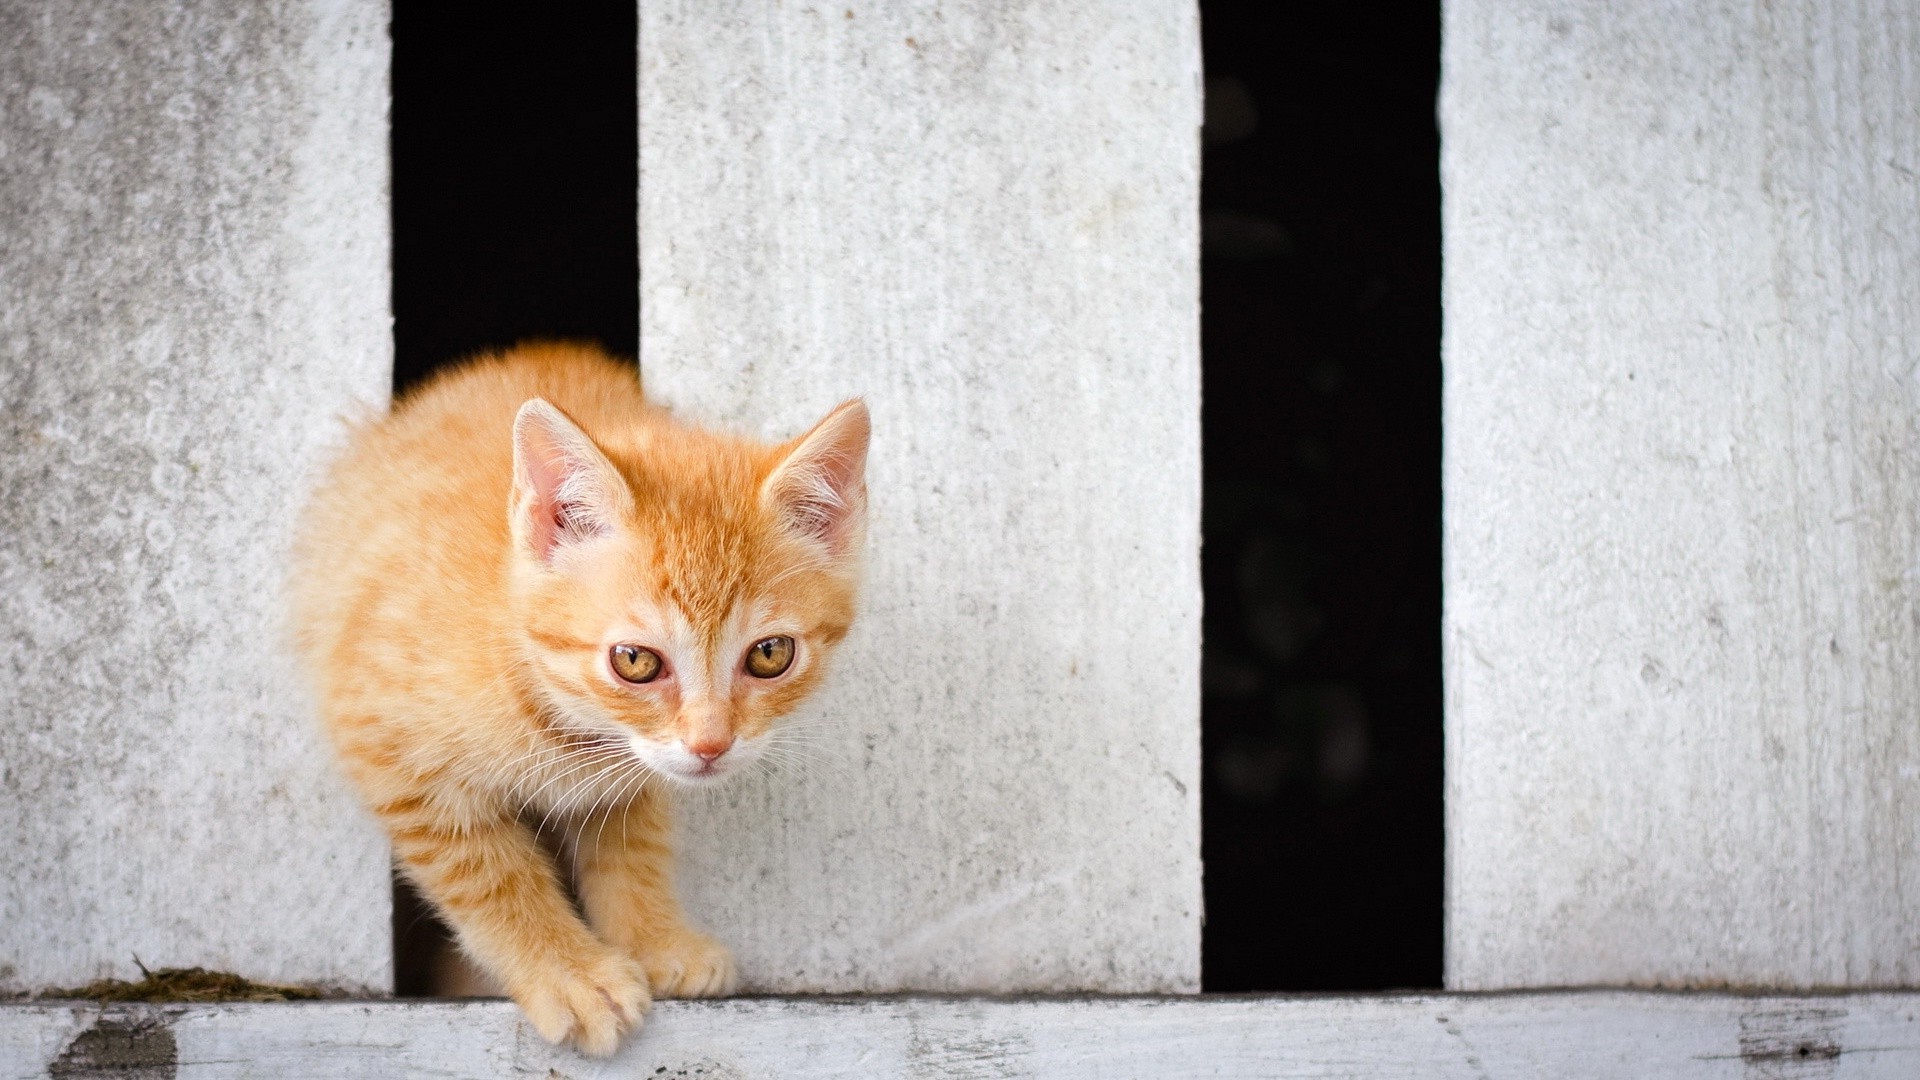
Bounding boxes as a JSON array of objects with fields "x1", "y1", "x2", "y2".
[
  {"x1": 639, "y1": 3, "x2": 1203, "y2": 991},
  {"x1": 1443, "y1": 1, "x2": 1920, "y2": 988},
  {"x1": 0, "y1": 2, "x2": 392, "y2": 991},
  {"x1": 5, "y1": 993, "x2": 1919, "y2": 1078}
]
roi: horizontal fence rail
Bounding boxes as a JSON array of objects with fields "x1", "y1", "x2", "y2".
[{"x1": 6, "y1": 993, "x2": 1920, "y2": 1078}]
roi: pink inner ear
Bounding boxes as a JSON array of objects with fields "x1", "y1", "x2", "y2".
[
  {"x1": 516, "y1": 449, "x2": 556, "y2": 560},
  {"x1": 525, "y1": 483, "x2": 597, "y2": 562},
  {"x1": 513, "y1": 399, "x2": 616, "y2": 563},
  {"x1": 768, "y1": 400, "x2": 870, "y2": 557}
]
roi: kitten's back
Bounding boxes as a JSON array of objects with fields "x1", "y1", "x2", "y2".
[{"x1": 292, "y1": 342, "x2": 658, "y2": 712}]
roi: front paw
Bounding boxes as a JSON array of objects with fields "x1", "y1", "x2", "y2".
[
  {"x1": 637, "y1": 928, "x2": 738, "y2": 998},
  {"x1": 510, "y1": 947, "x2": 651, "y2": 1058}
]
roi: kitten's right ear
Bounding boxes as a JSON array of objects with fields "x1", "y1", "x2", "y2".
[{"x1": 510, "y1": 399, "x2": 631, "y2": 564}]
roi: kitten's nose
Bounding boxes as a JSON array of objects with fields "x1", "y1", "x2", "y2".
[{"x1": 687, "y1": 736, "x2": 733, "y2": 763}]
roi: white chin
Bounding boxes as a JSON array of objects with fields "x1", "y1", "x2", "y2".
[
  {"x1": 628, "y1": 738, "x2": 757, "y2": 788},
  {"x1": 664, "y1": 766, "x2": 731, "y2": 788}
]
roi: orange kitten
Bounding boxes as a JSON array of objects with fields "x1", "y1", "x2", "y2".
[{"x1": 291, "y1": 342, "x2": 868, "y2": 1056}]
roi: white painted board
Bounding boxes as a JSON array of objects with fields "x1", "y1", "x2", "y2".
[
  {"x1": 638, "y1": 2, "x2": 1203, "y2": 991},
  {"x1": 5, "y1": 992, "x2": 1919, "y2": 1078},
  {"x1": 1443, "y1": 0, "x2": 1920, "y2": 988},
  {"x1": 0, "y1": 1, "x2": 392, "y2": 991}
]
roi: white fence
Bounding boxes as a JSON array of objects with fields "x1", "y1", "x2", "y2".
[{"x1": 4, "y1": 0, "x2": 1920, "y2": 1073}]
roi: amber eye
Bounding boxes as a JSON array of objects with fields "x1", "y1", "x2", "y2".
[
  {"x1": 744, "y1": 636, "x2": 795, "y2": 678},
  {"x1": 610, "y1": 644, "x2": 663, "y2": 683}
]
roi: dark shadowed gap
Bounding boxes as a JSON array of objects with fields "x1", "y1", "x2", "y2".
[
  {"x1": 1198, "y1": 0, "x2": 1444, "y2": 990},
  {"x1": 388, "y1": 2, "x2": 637, "y2": 994},
  {"x1": 391, "y1": 2, "x2": 637, "y2": 397}
]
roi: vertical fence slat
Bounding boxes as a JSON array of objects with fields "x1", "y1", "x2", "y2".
[
  {"x1": 639, "y1": 1, "x2": 1202, "y2": 991},
  {"x1": 1444, "y1": 0, "x2": 1920, "y2": 988},
  {"x1": 0, "y1": 0, "x2": 392, "y2": 991}
]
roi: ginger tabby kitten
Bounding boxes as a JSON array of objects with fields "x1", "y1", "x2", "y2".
[{"x1": 292, "y1": 342, "x2": 868, "y2": 1056}]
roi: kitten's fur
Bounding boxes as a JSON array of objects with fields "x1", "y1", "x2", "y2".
[{"x1": 292, "y1": 342, "x2": 868, "y2": 1056}]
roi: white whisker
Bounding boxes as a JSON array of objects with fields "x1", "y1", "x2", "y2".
[
  {"x1": 529, "y1": 744, "x2": 637, "y2": 831},
  {"x1": 590, "y1": 762, "x2": 653, "y2": 860}
]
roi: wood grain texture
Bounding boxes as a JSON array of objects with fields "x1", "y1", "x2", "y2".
[
  {"x1": 638, "y1": 2, "x2": 1203, "y2": 991},
  {"x1": 1443, "y1": 0, "x2": 1920, "y2": 988},
  {"x1": 5, "y1": 993, "x2": 1920, "y2": 1077},
  {"x1": 0, "y1": 1, "x2": 392, "y2": 991}
]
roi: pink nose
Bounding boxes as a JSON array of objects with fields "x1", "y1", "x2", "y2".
[{"x1": 687, "y1": 737, "x2": 733, "y2": 763}]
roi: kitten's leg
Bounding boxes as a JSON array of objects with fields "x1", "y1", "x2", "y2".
[
  {"x1": 380, "y1": 794, "x2": 649, "y2": 1056},
  {"x1": 573, "y1": 787, "x2": 739, "y2": 998}
]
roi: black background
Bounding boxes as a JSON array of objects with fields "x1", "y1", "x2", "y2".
[
  {"x1": 1197, "y1": 0, "x2": 1442, "y2": 991},
  {"x1": 391, "y1": 0, "x2": 1442, "y2": 993},
  {"x1": 391, "y1": 1, "x2": 637, "y2": 395}
]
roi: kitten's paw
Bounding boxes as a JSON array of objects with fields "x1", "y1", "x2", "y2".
[
  {"x1": 513, "y1": 949, "x2": 651, "y2": 1058},
  {"x1": 639, "y1": 929, "x2": 738, "y2": 998}
]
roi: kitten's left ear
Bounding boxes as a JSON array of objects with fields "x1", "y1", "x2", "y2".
[
  {"x1": 511, "y1": 398, "x2": 632, "y2": 564},
  {"x1": 763, "y1": 399, "x2": 870, "y2": 560}
]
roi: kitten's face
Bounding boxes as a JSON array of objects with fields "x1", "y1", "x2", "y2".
[{"x1": 508, "y1": 399, "x2": 867, "y2": 788}]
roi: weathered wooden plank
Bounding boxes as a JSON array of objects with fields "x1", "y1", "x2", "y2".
[
  {"x1": 1443, "y1": 1, "x2": 1920, "y2": 986},
  {"x1": 4, "y1": 993, "x2": 1918, "y2": 1078},
  {"x1": 0, "y1": 1, "x2": 392, "y2": 991},
  {"x1": 638, "y1": 3, "x2": 1203, "y2": 991}
]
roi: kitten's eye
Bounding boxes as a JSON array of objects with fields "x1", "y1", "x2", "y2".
[
  {"x1": 744, "y1": 636, "x2": 795, "y2": 678},
  {"x1": 610, "y1": 643, "x2": 663, "y2": 683}
]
